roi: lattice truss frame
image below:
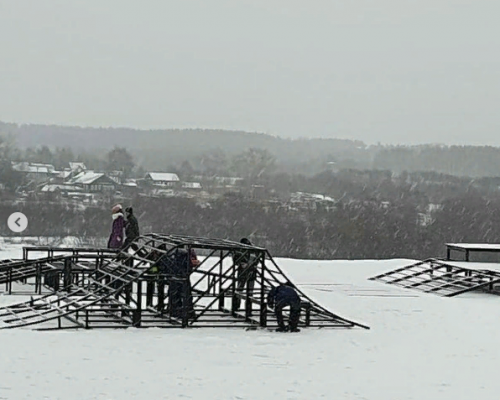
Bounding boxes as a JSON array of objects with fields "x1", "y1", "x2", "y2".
[
  {"x1": 0, "y1": 234, "x2": 369, "y2": 331},
  {"x1": 369, "y1": 258, "x2": 500, "y2": 297}
]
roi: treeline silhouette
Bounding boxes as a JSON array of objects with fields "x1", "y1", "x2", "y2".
[
  {"x1": 2, "y1": 169, "x2": 500, "y2": 260},
  {"x1": 3, "y1": 121, "x2": 500, "y2": 177},
  {"x1": 1, "y1": 121, "x2": 368, "y2": 175}
]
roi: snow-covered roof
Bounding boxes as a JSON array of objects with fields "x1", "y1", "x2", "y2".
[
  {"x1": 58, "y1": 169, "x2": 72, "y2": 179},
  {"x1": 41, "y1": 184, "x2": 81, "y2": 192},
  {"x1": 146, "y1": 172, "x2": 180, "y2": 182},
  {"x1": 109, "y1": 176, "x2": 121, "y2": 184},
  {"x1": 68, "y1": 171, "x2": 114, "y2": 185},
  {"x1": 69, "y1": 162, "x2": 86, "y2": 171},
  {"x1": 291, "y1": 192, "x2": 335, "y2": 202},
  {"x1": 214, "y1": 176, "x2": 243, "y2": 184},
  {"x1": 67, "y1": 192, "x2": 94, "y2": 197},
  {"x1": 123, "y1": 179, "x2": 138, "y2": 187},
  {"x1": 182, "y1": 182, "x2": 202, "y2": 189},
  {"x1": 11, "y1": 162, "x2": 56, "y2": 174}
]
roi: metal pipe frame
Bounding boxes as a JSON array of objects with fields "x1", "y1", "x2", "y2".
[{"x1": 0, "y1": 234, "x2": 369, "y2": 330}]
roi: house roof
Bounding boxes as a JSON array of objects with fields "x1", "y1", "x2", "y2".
[
  {"x1": 182, "y1": 182, "x2": 202, "y2": 189},
  {"x1": 146, "y1": 172, "x2": 180, "y2": 182},
  {"x1": 109, "y1": 175, "x2": 121, "y2": 184},
  {"x1": 11, "y1": 162, "x2": 56, "y2": 174},
  {"x1": 57, "y1": 169, "x2": 72, "y2": 179},
  {"x1": 123, "y1": 179, "x2": 137, "y2": 187},
  {"x1": 291, "y1": 192, "x2": 335, "y2": 202},
  {"x1": 69, "y1": 162, "x2": 87, "y2": 171},
  {"x1": 41, "y1": 184, "x2": 81, "y2": 192},
  {"x1": 214, "y1": 176, "x2": 243, "y2": 185},
  {"x1": 68, "y1": 171, "x2": 114, "y2": 185}
]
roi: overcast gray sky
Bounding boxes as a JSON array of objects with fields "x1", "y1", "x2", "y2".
[{"x1": 0, "y1": 0, "x2": 499, "y2": 145}]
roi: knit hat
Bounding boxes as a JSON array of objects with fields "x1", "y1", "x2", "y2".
[
  {"x1": 240, "y1": 238, "x2": 252, "y2": 245},
  {"x1": 112, "y1": 204, "x2": 122, "y2": 213}
]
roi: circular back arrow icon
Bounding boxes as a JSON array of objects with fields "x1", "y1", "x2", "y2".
[{"x1": 7, "y1": 212, "x2": 28, "y2": 233}]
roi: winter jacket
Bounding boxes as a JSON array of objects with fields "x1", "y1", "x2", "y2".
[
  {"x1": 155, "y1": 248, "x2": 200, "y2": 276},
  {"x1": 267, "y1": 285, "x2": 300, "y2": 308},
  {"x1": 108, "y1": 213, "x2": 125, "y2": 249},
  {"x1": 233, "y1": 249, "x2": 257, "y2": 281},
  {"x1": 124, "y1": 213, "x2": 140, "y2": 246}
]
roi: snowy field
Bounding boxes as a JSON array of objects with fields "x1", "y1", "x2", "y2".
[{"x1": 1, "y1": 244, "x2": 499, "y2": 399}]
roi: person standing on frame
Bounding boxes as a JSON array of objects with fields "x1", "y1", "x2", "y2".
[
  {"x1": 123, "y1": 206, "x2": 140, "y2": 249},
  {"x1": 108, "y1": 204, "x2": 125, "y2": 250},
  {"x1": 232, "y1": 238, "x2": 258, "y2": 313}
]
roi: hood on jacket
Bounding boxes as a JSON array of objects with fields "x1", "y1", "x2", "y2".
[{"x1": 112, "y1": 212, "x2": 124, "y2": 220}]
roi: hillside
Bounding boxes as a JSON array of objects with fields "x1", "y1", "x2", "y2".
[{"x1": 0, "y1": 121, "x2": 370, "y2": 171}]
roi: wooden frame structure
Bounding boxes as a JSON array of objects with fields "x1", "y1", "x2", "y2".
[{"x1": 0, "y1": 234, "x2": 369, "y2": 331}]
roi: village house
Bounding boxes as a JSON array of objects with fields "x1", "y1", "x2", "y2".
[
  {"x1": 289, "y1": 192, "x2": 336, "y2": 211},
  {"x1": 69, "y1": 162, "x2": 87, "y2": 173},
  {"x1": 46, "y1": 162, "x2": 87, "y2": 184},
  {"x1": 108, "y1": 170, "x2": 124, "y2": 184},
  {"x1": 39, "y1": 184, "x2": 82, "y2": 201},
  {"x1": 51, "y1": 169, "x2": 73, "y2": 183},
  {"x1": 214, "y1": 176, "x2": 243, "y2": 186},
  {"x1": 66, "y1": 171, "x2": 117, "y2": 192},
  {"x1": 11, "y1": 162, "x2": 57, "y2": 184},
  {"x1": 144, "y1": 172, "x2": 180, "y2": 187},
  {"x1": 120, "y1": 179, "x2": 139, "y2": 196},
  {"x1": 181, "y1": 182, "x2": 202, "y2": 190},
  {"x1": 205, "y1": 176, "x2": 244, "y2": 194}
]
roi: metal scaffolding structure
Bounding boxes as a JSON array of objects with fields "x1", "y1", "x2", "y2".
[
  {"x1": 370, "y1": 244, "x2": 500, "y2": 297},
  {"x1": 0, "y1": 234, "x2": 369, "y2": 331}
]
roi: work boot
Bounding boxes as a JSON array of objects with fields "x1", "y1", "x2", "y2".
[
  {"x1": 290, "y1": 327, "x2": 301, "y2": 333},
  {"x1": 276, "y1": 325, "x2": 289, "y2": 332}
]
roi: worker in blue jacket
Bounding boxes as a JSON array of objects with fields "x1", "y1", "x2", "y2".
[{"x1": 267, "y1": 283, "x2": 301, "y2": 332}]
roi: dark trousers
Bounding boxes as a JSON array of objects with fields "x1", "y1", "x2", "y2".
[
  {"x1": 234, "y1": 274, "x2": 256, "y2": 311},
  {"x1": 169, "y1": 279, "x2": 194, "y2": 318},
  {"x1": 146, "y1": 280, "x2": 155, "y2": 307},
  {"x1": 145, "y1": 278, "x2": 169, "y2": 309},
  {"x1": 275, "y1": 300, "x2": 301, "y2": 330}
]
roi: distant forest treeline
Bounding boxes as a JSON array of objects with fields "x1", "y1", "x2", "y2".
[{"x1": 3, "y1": 121, "x2": 500, "y2": 177}]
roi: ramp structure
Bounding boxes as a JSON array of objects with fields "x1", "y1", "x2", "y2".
[
  {"x1": 0, "y1": 234, "x2": 369, "y2": 331},
  {"x1": 369, "y1": 243, "x2": 500, "y2": 297}
]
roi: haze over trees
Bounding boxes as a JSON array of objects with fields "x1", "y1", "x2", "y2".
[{"x1": 3, "y1": 121, "x2": 500, "y2": 177}]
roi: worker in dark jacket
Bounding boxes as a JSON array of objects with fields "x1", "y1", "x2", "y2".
[
  {"x1": 267, "y1": 283, "x2": 301, "y2": 332},
  {"x1": 123, "y1": 207, "x2": 140, "y2": 249},
  {"x1": 166, "y1": 248, "x2": 199, "y2": 319},
  {"x1": 232, "y1": 238, "x2": 258, "y2": 312}
]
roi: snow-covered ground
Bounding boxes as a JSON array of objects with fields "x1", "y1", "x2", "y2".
[{"x1": 0, "y1": 245, "x2": 499, "y2": 399}]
